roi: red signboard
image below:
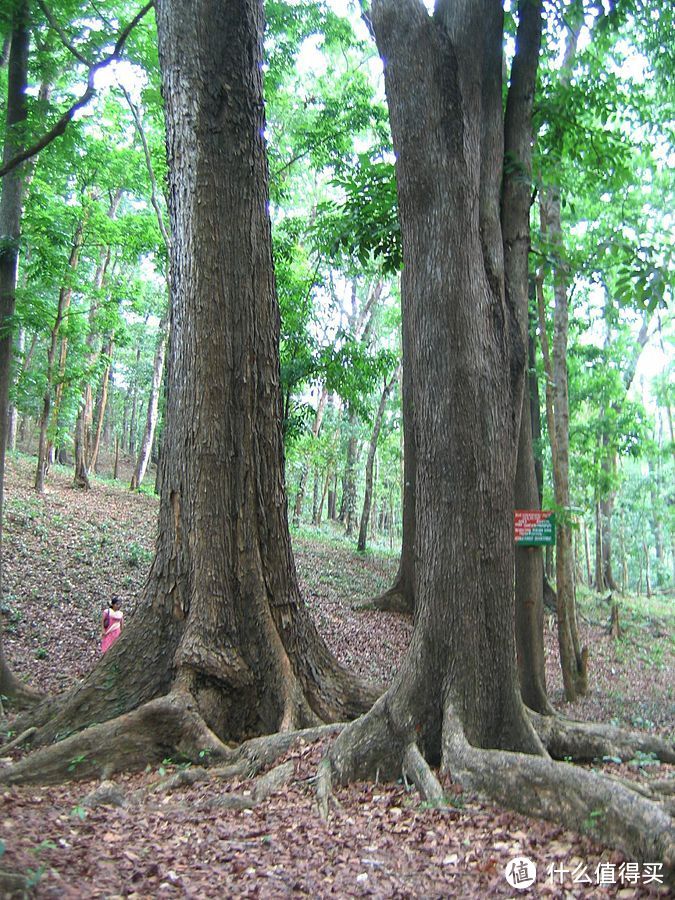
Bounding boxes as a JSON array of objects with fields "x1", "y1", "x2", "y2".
[{"x1": 514, "y1": 510, "x2": 556, "y2": 546}]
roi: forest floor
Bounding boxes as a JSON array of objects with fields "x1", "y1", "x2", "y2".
[{"x1": 0, "y1": 454, "x2": 673, "y2": 898}]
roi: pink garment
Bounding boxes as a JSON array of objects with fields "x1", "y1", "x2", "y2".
[{"x1": 101, "y1": 608, "x2": 123, "y2": 653}]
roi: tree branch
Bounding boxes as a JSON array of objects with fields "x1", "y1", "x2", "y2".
[
  {"x1": 36, "y1": 0, "x2": 90, "y2": 65},
  {"x1": 0, "y1": 1, "x2": 155, "y2": 180}
]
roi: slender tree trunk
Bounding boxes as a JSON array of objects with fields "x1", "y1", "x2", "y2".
[
  {"x1": 540, "y1": 186, "x2": 587, "y2": 701},
  {"x1": 594, "y1": 498, "x2": 604, "y2": 590},
  {"x1": 89, "y1": 344, "x2": 113, "y2": 473},
  {"x1": 311, "y1": 467, "x2": 320, "y2": 524},
  {"x1": 292, "y1": 386, "x2": 327, "y2": 526},
  {"x1": 127, "y1": 345, "x2": 142, "y2": 456},
  {"x1": 358, "y1": 367, "x2": 399, "y2": 552},
  {"x1": 341, "y1": 413, "x2": 359, "y2": 536},
  {"x1": 373, "y1": 294, "x2": 416, "y2": 613},
  {"x1": 113, "y1": 434, "x2": 120, "y2": 481},
  {"x1": 503, "y1": 1, "x2": 548, "y2": 714},
  {"x1": 316, "y1": 467, "x2": 331, "y2": 526},
  {"x1": 35, "y1": 219, "x2": 86, "y2": 492},
  {"x1": 130, "y1": 321, "x2": 167, "y2": 490}
]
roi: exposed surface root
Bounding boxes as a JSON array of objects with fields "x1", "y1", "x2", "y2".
[
  {"x1": 315, "y1": 699, "x2": 674, "y2": 867},
  {"x1": 442, "y1": 715, "x2": 674, "y2": 867},
  {"x1": 0, "y1": 692, "x2": 231, "y2": 785},
  {"x1": 0, "y1": 726, "x2": 37, "y2": 754},
  {"x1": 371, "y1": 587, "x2": 413, "y2": 614},
  {"x1": 530, "y1": 710, "x2": 675, "y2": 763},
  {"x1": 316, "y1": 697, "x2": 410, "y2": 818},
  {"x1": 150, "y1": 758, "x2": 296, "y2": 809},
  {"x1": 227, "y1": 722, "x2": 344, "y2": 779},
  {"x1": 402, "y1": 743, "x2": 444, "y2": 805}
]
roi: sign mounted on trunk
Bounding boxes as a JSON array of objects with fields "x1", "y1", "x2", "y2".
[{"x1": 514, "y1": 510, "x2": 556, "y2": 546}]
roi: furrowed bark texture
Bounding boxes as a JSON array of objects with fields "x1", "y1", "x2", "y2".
[
  {"x1": 0, "y1": 0, "x2": 40, "y2": 705},
  {"x1": 360, "y1": 0, "x2": 536, "y2": 758},
  {"x1": 503, "y1": 0, "x2": 550, "y2": 713},
  {"x1": 319, "y1": 0, "x2": 673, "y2": 869},
  {"x1": 17, "y1": 0, "x2": 376, "y2": 754}
]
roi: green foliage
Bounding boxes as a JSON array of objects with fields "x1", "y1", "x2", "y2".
[{"x1": 315, "y1": 155, "x2": 400, "y2": 273}]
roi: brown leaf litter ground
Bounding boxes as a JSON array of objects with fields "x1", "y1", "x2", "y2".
[{"x1": 0, "y1": 454, "x2": 672, "y2": 898}]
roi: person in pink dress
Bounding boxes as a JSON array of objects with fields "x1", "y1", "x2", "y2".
[{"x1": 101, "y1": 597, "x2": 124, "y2": 653}]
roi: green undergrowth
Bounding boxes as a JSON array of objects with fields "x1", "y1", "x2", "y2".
[{"x1": 291, "y1": 522, "x2": 399, "y2": 607}]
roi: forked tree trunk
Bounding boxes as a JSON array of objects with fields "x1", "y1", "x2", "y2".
[
  {"x1": 17, "y1": 0, "x2": 376, "y2": 753},
  {"x1": 318, "y1": 0, "x2": 673, "y2": 867},
  {"x1": 331, "y1": 0, "x2": 540, "y2": 761}
]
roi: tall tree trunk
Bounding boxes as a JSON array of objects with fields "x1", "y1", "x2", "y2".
[
  {"x1": 17, "y1": 0, "x2": 375, "y2": 754},
  {"x1": 502, "y1": 0, "x2": 549, "y2": 714},
  {"x1": 89, "y1": 339, "x2": 114, "y2": 473},
  {"x1": 0, "y1": 1, "x2": 40, "y2": 704},
  {"x1": 373, "y1": 296, "x2": 416, "y2": 613},
  {"x1": 35, "y1": 218, "x2": 86, "y2": 492},
  {"x1": 323, "y1": 0, "x2": 544, "y2": 783},
  {"x1": 540, "y1": 186, "x2": 587, "y2": 701},
  {"x1": 130, "y1": 323, "x2": 167, "y2": 489},
  {"x1": 357, "y1": 367, "x2": 399, "y2": 553},
  {"x1": 292, "y1": 386, "x2": 327, "y2": 526},
  {"x1": 318, "y1": 1, "x2": 672, "y2": 867},
  {"x1": 341, "y1": 412, "x2": 359, "y2": 536}
]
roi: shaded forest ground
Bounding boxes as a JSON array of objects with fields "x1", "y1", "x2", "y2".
[{"x1": 0, "y1": 454, "x2": 672, "y2": 898}]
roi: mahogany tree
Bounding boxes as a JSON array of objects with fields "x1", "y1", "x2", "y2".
[
  {"x1": 317, "y1": 0, "x2": 674, "y2": 866},
  {"x1": 5, "y1": 0, "x2": 376, "y2": 773}
]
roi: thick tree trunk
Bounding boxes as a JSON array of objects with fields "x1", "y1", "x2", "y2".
[
  {"x1": 0, "y1": 1, "x2": 40, "y2": 705},
  {"x1": 15, "y1": 0, "x2": 376, "y2": 758},
  {"x1": 352, "y1": 0, "x2": 536, "y2": 755},
  {"x1": 357, "y1": 367, "x2": 398, "y2": 552},
  {"x1": 317, "y1": 1, "x2": 673, "y2": 867}
]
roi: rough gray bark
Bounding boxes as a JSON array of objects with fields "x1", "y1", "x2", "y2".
[
  {"x1": 317, "y1": 0, "x2": 673, "y2": 868},
  {"x1": 503, "y1": 0, "x2": 550, "y2": 714},
  {"x1": 12, "y1": 0, "x2": 376, "y2": 762},
  {"x1": 0, "y1": 1, "x2": 41, "y2": 705}
]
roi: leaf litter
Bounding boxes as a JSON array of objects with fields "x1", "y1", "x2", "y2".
[{"x1": 0, "y1": 456, "x2": 672, "y2": 898}]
